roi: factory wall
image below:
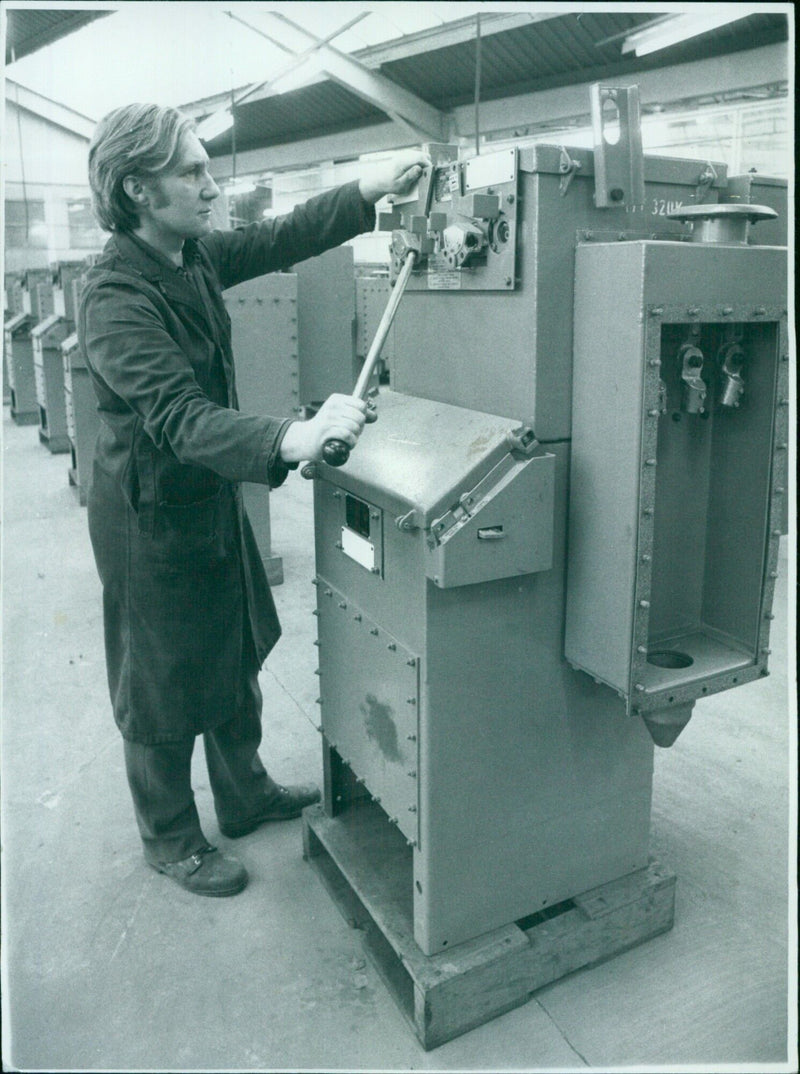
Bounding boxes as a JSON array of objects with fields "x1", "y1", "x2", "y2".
[{"x1": 3, "y1": 94, "x2": 104, "y2": 274}]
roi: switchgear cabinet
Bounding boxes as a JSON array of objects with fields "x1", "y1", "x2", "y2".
[{"x1": 300, "y1": 88, "x2": 789, "y2": 1032}]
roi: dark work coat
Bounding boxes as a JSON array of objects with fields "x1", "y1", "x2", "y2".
[{"x1": 78, "y1": 181, "x2": 375, "y2": 744}]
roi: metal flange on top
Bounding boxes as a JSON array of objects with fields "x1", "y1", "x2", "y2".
[{"x1": 667, "y1": 203, "x2": 778, "y2": 244}]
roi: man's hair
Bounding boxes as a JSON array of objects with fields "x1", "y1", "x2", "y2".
[{"x1": 88, "y1": 104, "x2": 196, "y2": 232}]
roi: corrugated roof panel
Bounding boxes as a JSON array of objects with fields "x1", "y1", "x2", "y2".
[
  {"x1": 5, "y1": 8, "x2": 111, "y2": 64},
  {"x1": 203, "y1": 10, "x2": 788, "y2": 157},
  {"x1": 221, "y1": 81, "x2": 386, "y2": 153}
]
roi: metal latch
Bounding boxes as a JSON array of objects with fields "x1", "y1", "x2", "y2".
[
  {"x1": 695, "y1": 162, "x2": 718, "y2": 202},
  {"x1": 558, "y1": 147, "x2": 582, "y2": 195}
]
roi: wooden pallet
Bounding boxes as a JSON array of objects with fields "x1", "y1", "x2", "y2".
[{"x1": 303, "y1": 802, "x2": 676, "y2": 1050}]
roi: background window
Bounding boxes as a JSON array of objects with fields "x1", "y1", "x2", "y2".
[
  {"x1": 4, "y1": 199, "x2": 46, "y2": 248},
  {"x1": 67, "y1": 198, "x2": 102, "y2": 248}
]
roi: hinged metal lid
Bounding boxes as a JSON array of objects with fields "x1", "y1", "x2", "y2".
[{"x1": 317, "y1": 390, "x2": 534, "y2": 527}]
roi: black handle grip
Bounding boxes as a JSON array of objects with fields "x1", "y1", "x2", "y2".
[{"x1": 322, "y1": 438, "x2": 351, "y2": 467}]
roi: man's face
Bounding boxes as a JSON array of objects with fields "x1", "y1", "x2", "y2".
[{"x1": 141, "y1": 131, "x2": 220, "y2": 243}]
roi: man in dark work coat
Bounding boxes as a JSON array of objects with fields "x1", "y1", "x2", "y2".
[{"x1": 78, "y1": 102, "x2": 429, "y2": 897}]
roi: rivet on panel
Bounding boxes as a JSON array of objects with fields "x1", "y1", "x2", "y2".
[
  {"x1": 387, "y1": 643, "x2": 397, "y2": 651},
  {"x1": 649, "y1": 359, "x2": 661, "y2": 367},
  {"x1": 408, "y1": 805, "x2": 417, "y2": 813},
  {"x1": 635, "y1": 684, "x2": 645, "y2": 692},
  {"x1": 338, "y1": 601, "x2": 347, "y2": 609},
  {"x1": 639, "y1": 600, "x2": 650, "y2": 608},
  {"x1": 353, "y1": 614, "x2": 362, "y2": 622},
  {"x1": 370, "y1": 628, "x2": 379, "y2": 636}
]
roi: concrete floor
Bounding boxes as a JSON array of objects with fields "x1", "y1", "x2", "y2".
[{"x1": 1, "y1": 405, "x2": 795, "y2": 1072}]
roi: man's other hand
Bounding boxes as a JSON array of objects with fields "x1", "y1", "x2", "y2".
[{"x1": 359, "y1": 149, "x2": 433, "y2": 204}]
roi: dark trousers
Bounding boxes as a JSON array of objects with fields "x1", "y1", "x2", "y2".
[{"x1": 123, "y1": 647, "x2": 279, "y2": 865}]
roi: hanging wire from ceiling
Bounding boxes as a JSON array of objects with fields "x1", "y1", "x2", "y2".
[{"x1": 474, "y1": 11, "x2": 482, "y2": 155}]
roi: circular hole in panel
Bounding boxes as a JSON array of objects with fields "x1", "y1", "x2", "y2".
[
  {"x1": 647, "y1": 650, "x2": 694, "y2": 669},
  {"x1": 602, "y1": 97, "x2": 621, "y2": 144}
]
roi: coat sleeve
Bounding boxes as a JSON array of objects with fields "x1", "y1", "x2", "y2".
[
  {"x1": 201, "y1": 180, "x2": 376, "y2": 290},
  {"x1": 80, "y1": 277, "x2": 294, "y2": 487}
]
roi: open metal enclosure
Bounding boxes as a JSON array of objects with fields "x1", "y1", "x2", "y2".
[
  {"x1": 565, "y1": 242, "x2": 788, "y2": 744},
  {"x1": 304, "y1": 90, "x2": 788, "y2": 964}
]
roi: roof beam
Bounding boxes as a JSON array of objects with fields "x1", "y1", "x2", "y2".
[
  {"x1": 244, "y1": 11, "x2": 445, "y2": 142},
  {"x1": 5, "y1": 79, "x2": 96, "y2": 138},
  {"x1": 351, "y1": 11, "x2": 557, "y2": 66}
]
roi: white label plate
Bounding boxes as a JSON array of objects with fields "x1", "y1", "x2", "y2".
[
  {"x1": 464, "y1": 149, "x2": 516, "y2": 191},
  {"x1": 341, "y1": 527, "x2": 375, "y2": 571}
]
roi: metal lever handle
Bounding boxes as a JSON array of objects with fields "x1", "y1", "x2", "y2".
[{"x1": 321, "y1": 250, "x2": 417, "y2": 468}]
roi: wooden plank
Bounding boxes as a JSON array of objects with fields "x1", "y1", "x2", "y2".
[{"x1": 303, "y1": 805, "x2": 676, "y2": 1050}]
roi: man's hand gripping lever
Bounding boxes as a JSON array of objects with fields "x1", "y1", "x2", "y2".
[{"x1": 321, "y1": 247, "x2": 417, "y2": 468}]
